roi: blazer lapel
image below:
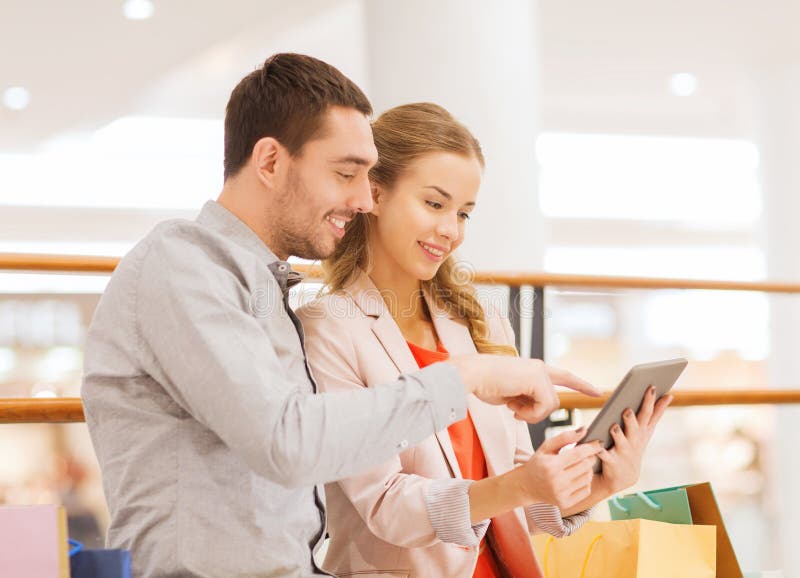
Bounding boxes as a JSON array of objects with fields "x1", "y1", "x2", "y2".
[
  {"x1": 345, "y1": 272, "x2": 464, "y2": 479},
  {"x1": 432, "y1": 301, "x2": 514, "y2": 477},
  {"x1": 370, "y1": 313, "x2": 420, "y2": 375},
  {"x1": 381, "y1": 311, "x2": 465, "y2": 480},
  {"x1": 467, "y1": 395, "x2": 515, "y2": 477}
]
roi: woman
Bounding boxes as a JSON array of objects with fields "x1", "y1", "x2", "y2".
[{"x1": 297, "y1": 103, "x2": 671, "y2": 578}]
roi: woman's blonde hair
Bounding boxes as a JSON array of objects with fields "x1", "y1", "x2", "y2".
[{"x1": 323, "y1": 102, "x2": 516, "y2": 356}]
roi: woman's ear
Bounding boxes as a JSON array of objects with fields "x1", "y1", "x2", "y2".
[{"x1": 369, "y1": 183, "x2": 382, "y2": 217}]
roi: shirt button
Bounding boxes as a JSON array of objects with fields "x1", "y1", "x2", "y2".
[
  {"x1": 449, "y1": 410, "x2": 457, "y2": 421},
  {"x1": 398, "y1": 439, "x2": 409, "y2": 449},
  {"x1": 277, "y1": 264, "x2": 288, "y2": 272}
]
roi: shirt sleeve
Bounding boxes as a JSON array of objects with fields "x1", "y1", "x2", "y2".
[
  {"x1": 525, "y1": 503, "x2": 596, "y2": 537},
  {"x1": 426, "y1": 478, "x2": 490, "y2": 546},
  {"x1": 134, "y1": 228, "x2": 467, "y2": 488}
]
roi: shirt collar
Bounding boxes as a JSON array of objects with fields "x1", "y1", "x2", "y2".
[{"x1": 196, "y1": 200, "x2": 305, "y2": 293}]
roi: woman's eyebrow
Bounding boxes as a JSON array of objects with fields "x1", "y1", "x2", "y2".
[{"x1": 424, "y1": 185, "x2": 476, "y2": 206}]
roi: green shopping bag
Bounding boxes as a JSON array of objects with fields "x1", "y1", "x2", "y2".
[{"x1": 608, "y1": 481, "x2": 743, "y2": 578}]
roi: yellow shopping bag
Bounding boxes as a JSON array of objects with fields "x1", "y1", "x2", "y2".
[{"x1": 532, "y1": 519, "x2": 716, "y2": 578}]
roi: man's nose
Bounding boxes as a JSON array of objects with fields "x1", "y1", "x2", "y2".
[{"x1": 347, "y1": 175, "x2": 373, "y2": 213}]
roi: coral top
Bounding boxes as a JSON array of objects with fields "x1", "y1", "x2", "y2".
[{"x1": 407, "y1": 340, "x2": 503, "y2": 578}]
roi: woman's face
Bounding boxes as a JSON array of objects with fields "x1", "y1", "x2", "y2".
[{"x1": 369, "y1": 151, "x2": 482, "y2": 282}]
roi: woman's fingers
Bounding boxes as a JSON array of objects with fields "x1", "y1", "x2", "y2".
[
  {"x1": 622, "y1": 407, "x2": 639, "y2": 438},
  {"x1": 548, "y1": 457, "x2": 594, "y2": 509},
  {"x1": 538, "y1": 427, "x2": 589, "y2": 456},
  {"x1": 596, "y1": 447, "x2": 613, "y2": 464},
  {"x1": 557, "y1": 440, "x2": 603, "y2": 469},
  {"x1": 609, "y1": 421, "x2": 630, "y2": 452},
  {"x1": 564, "y1": 466, "x2": 595, "y2": 504},
  {"x1": 563, "y1": 453, "x2": 597, "y2": 484},
  {"x1": 648, "y1": 394, "x2": 673, "y2": 428},
  {"x1": 637, "y1": 386, "x2": 656, "y2": 426}
]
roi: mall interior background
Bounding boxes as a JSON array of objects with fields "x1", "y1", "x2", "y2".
[{"x1": 2, "y1": 0, "x2": 800, "y2": 573}]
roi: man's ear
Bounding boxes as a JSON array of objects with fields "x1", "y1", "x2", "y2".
[
  {"x1": 251, "y1": 137, "x2": 283, "y2": 189},
  {"x1": 369, "y1": 183, "x2": 382, "y2": 216}
]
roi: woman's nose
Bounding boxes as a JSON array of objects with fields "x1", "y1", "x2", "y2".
[{"x1": 436, "y1": 214, "x2": 460, "y2": 241}]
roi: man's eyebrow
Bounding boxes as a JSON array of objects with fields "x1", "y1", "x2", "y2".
[
  {"x1": 425, "y1": 185, "x2": 476, "y2": 206},
  {"x1": 331, "y1": 155, "x2": 374, "y2": 166}
]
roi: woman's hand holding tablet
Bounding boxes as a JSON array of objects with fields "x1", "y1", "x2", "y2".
[{"x1": 577, "y1": 358, "x2": 687, "y2": 482}]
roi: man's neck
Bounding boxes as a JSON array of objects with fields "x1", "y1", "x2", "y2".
[{"x1": 217, "y1": 186, "x2": 289, "y2": 261}]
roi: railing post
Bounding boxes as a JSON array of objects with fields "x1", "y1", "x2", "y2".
[
  {"x1": 527, "y1": 285, "x2": 574, "y2": 448},
  {"x1": 531, "y1": 286, "x2": 544, "y2": 360},
  {"x1": 508, "y1": 285, "x2": 523, "y2": 354}
]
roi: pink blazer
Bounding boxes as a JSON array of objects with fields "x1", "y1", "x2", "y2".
[{"x1": 297, "y1": 272, "x2": 551, "y2": 578}]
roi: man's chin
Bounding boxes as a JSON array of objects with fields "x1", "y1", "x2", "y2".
[{"x1": 291, "y1": 241, "x2": 336, "y2": 262}]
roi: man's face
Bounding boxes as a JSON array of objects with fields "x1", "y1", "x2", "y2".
[{"x1": 271, "y1": 106, "x2": 378, "y2": 260}]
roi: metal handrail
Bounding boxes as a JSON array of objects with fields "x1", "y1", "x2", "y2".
[
  {"x1": 3, "y1": 253, "x2": 800, "y2": 293},
  {"x1": 2, "y1": 390, "x2": 800, "y2": 424}
]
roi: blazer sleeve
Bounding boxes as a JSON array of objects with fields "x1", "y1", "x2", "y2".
[
  {"x1": 297, "y1": 298, "x2": 488, "y2": 548},
  {"x1": 490, "y1": 313, "x2": 595, "y2": 537}
]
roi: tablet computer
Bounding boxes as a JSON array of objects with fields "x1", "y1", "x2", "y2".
[{"x1": 579, "y1": 358, "x2": 688, "y2": 473}]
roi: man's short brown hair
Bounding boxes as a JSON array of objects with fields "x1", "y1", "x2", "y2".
[{"x1": 223, "y1": 53, "x2": 373, "y2": 180}]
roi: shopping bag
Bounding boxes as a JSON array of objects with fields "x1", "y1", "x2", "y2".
[
  {"x1": 532, "y1": 519, "x2": 716, "y2": 578},
  {"x1": 69, "y1": 540, "x2": 132, "y2": 578},
  {"x1": 609, "y1": 481, "x2": 743, "y2": 578},
  {"x1": 0, "y1": 504, "x2": 70, "y2": 577}
]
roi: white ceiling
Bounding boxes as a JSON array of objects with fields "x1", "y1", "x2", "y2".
[
  {"x1": 0, "y1": 0, "x2": 362, "y2": 150},
  {"x1": 3, "y1": 0, "x2": 799, "y2": 151},
  {"x1": 538, "y1": 0, "x2": 800, "y2": 137}
]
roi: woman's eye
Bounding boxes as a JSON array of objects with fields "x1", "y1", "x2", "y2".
[
  {"x1": 338, "y1": 172, "x2": 355, "y2": 181},
  {"x1": 425, "y1": 200, "x2": 443, "y2": 209},
  {"x1": 458, "y1": 212, "x2": 471, "y2": 221}
]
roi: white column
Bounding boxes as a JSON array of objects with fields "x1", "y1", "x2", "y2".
[
  {"x1": 363, "y1": 0, "x2": 544, "y2": 273},
  {"x1": 751, "y1": 65, "x2": 800, "y2": 576}
]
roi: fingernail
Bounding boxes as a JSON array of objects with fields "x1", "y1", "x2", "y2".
[{"x1": 649, "y1": 385, "x2": 656, "y2": 394}]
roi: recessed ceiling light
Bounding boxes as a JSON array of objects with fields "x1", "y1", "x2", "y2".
[
  {"x1": 670, "y1": 73, "x2": 697, "y2": 97},
  {"x1": 2, "y1": 86, "x2": 31, "y2": 110},
  {"x1": 123, "y1": 0, "x2": 154, "y2": 20}
]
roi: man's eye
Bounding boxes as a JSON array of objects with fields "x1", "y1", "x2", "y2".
[
  {"x1": 426, "y1": 200, "x2": 443, "y2": 209},
  {"x1": 337, "y1": 172, "x2": 355, "y2": 180}
]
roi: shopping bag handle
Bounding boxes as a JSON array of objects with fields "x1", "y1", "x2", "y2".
[
  {"x1": 543, "y1": 534, "x2": 603, "y2": 578},
  {"x1": 68, "y1": 539, "x2": 83, "y2": 557},
  {"x1": 611, "y1": 492, "x2": 662, "y2": 514},
  {"x1": 580, "y1": 535, "x2": 603, "y2": 578},
  {"x1": 543, "y1": 535, "x2": 555, "y2": 577},
  {"x1": 542, "y1": 534, "x2": 603, "y2": 578}
]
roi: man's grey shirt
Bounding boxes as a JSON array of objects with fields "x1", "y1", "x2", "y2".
[{"x1": 82, "y1": 200, "x2": 468, "y2": 578}]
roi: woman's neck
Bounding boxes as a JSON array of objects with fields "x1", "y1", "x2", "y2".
[
  {"x1": 367, "y1": 262, "x2": 426, "y2": 323},
  {"x1": 366, "y1": 239, "x2": 438, "y2": 349}
]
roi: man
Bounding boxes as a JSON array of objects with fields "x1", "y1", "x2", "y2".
[{"x1": 82, "y1": 53, "x2": 600, "y2": 577}]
